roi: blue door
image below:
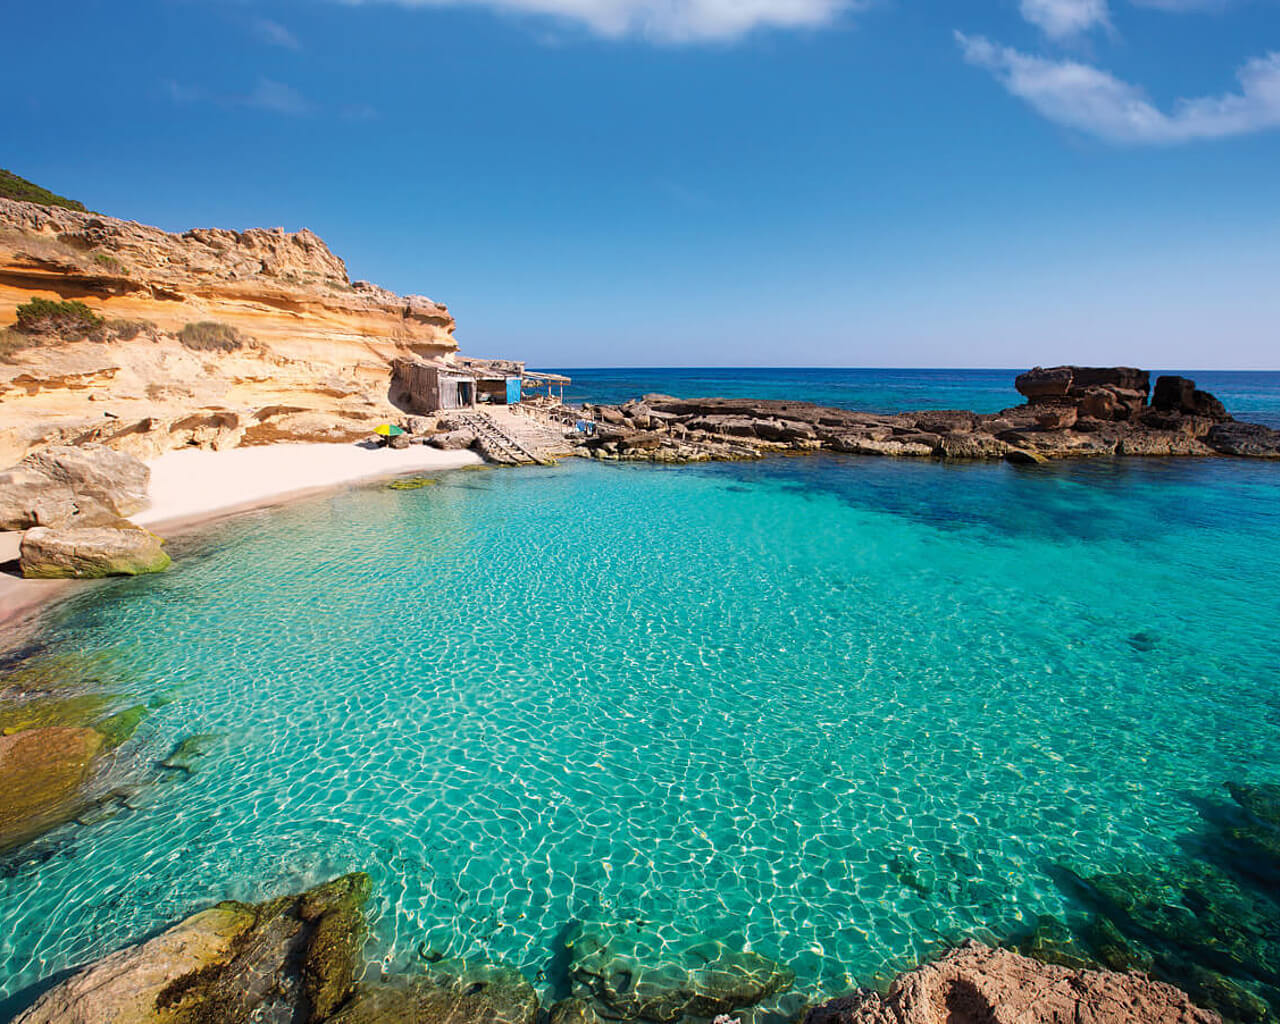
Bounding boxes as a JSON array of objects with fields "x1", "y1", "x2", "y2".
[{"x1": 506, "y1": 377, "x2": 522, "y2": 405}]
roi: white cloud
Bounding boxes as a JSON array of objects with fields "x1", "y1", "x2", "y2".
[
  {"x1": 342, "y1": 0, "x2": 864, "y2": 42},
  {"x1": 252, "y1": 17, "x2": 303, "y2": 49},
  {"x1": 957, "y1": 32, "x2": 1280, "y2": 143},
  {"x1": 245, "y1": 78, "x2": 314, "y2": 115},
  {"x1": 1019, "y1": 0, "x2": 1110, "y2": 39},
  {"x1": 165, "y1": 77, "x2": 318, "y2": 117}
]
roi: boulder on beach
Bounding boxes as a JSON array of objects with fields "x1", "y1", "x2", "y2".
[
  {"x1": 803, "y1": 942, "x2": 1219, "y2": 1024},
  {"x1": 13, "y1": 872, "x2": 372, "y2": 1024},
  {"x1": 19, "y1": 522, "x2": 171, "y2": 579},
  {"x1": 0, "y1": 444, "x2": 150, "y2": 530},
  {"x1": 428, "y1": 428, "x2": 479, "y2": 450}
]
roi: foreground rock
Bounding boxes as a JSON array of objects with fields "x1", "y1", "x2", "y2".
[
  {"x1": 19, "y1": 522, "x2": 170, "y2": 578},
  {"x1": 14, "y1": 872, "x2": 371, "y2": 1024},
  {"x1": 567, "y1": 367, "x2": 1280, "y2": 464},
  {"x1": 0, "y1": 443, "x2": 149, "y2": 529},
  {"x1": 804, "y1": 943, "x2": 1219, "y2": 1024}
]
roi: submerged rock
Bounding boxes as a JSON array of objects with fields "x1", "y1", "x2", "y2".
[
  {"x1": 386, "y1": 476, "x2": 438, "y2": 490},
  {"x1": 570, "y1": 930, "x2": 794, "y2": 1024},
  {"x1": 159, "y1": 733, "x2": 223, "y2": 775},
  {"x1": 332, "y1": 959, "x2": 538, "y2": 1024},
  {"x1": 803, "y1": 942, "x2": 1218, "y2": 1024},
  {"x1": 19, "y1": 522, "x2": 171, "y2": 578},
  {"x1": 14, "y1": 872, "x2": 372, "y2": 1024},
  {"x1": 0, "y1": 725, "x2": 104, "y2": 854}
]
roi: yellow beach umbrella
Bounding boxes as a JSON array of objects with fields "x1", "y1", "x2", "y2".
[{"x1": 374, "y1": 424, "x2": 406, "y2": 437}]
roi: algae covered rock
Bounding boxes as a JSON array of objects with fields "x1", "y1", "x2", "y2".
[
  {"x1": 14, "y1": 872, "x2": 373, "y2": 1024},
  {"x1": 14, "y1": 904, "x2": 258, "y2": 1024},
  {"x1": 570, "y1": 929, "x2": 794, "y2": 1023},
  {"x1": 0, "y1": 725, "x2": 104, "y2": 853},
  {"x1": 20, "y1": 522, "x2": 171, "y2": 578},
  {"x1": 332, "y1": 958, "x2": 538, "y2": 1024}
]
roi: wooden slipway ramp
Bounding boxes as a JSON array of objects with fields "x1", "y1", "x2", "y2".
[{"x1": 454, "y1": 410, "x2": 564, "y2": 466}]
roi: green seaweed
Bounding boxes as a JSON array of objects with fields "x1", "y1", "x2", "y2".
[
  {"x1": 95, "y1": 704, "x2": 151, "y2": 749},
  {"x1": 0, "y1": 693, "x2": 114, "y2": 735},
  {"x1": 387, "y1": 476, "x2": 438, "y2": 490}
]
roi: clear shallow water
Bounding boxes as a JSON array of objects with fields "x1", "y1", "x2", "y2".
[
  {"x1": 3, "y1": 455, "x2": 1280, "y2": 1014},
  {"x1": 547, "y1": 367, "x2": 1280, "y2": 426}
]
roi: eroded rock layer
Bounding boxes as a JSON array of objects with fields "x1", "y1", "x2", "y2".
[{"x1": 0, "y1": 197, "x2": 458, "y2": 463}]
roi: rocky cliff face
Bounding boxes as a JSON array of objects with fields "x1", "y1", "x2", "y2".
[{"x1": 0, "y1": 197, "x2": 458, "y2": 463}]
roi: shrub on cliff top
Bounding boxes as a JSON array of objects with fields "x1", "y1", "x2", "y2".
[
  {"x1": 178, "y1": 321, "x2": 245, "y2": 352},
  {"x1": 0, "y1": 168, "x2": 89, "y2": 212},
  {"x1": 13, "y1": 297, "x2": 104, "y2": 338}
]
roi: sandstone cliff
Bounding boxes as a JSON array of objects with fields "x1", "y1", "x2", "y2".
[{"x1": 0, "y1": 197, "x2": 457, "y2": 463}]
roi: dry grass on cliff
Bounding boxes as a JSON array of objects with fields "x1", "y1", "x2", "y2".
[{"x1": 178, "y1": 320, "x2": 247, "y2": 352}]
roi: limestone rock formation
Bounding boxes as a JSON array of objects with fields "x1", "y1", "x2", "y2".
[
  {"x1": 569, "y1": 368, "x2": 1280, "y2": 464},
  {"x1": 0, "y1": 443, "x2": 149, "y2": 529},
  {"x1": 19, "y1": 522, "x2": 170, "y2": 578},
  {"x1": 0, "y1": 196, "x2": 458, "y2": 463},
  {"x1": 803, "y1": 943, "x2": 1219, "y2": 1024},
  {"x1": 13, "y1": 873, "x2": 372, "y2": 1024}
]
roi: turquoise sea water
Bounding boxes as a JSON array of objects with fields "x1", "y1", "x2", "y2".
[
  {"x1": 550, "y1": 367, "x2": 1280, "y2": 426},
  {"x1": 3, "y1": 450, "x2": 1280, "y2": 1015}
]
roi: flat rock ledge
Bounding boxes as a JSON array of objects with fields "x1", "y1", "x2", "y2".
[
  {"x1": 804, "y1": 943, "x2": 1220, "y2": 1024},
  {"x1": 567, "y1": 367, "x2": 1280, "y2": 464}
]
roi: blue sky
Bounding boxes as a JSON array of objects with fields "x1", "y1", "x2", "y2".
[{"x1": 5, "y1": 0, "x2": 1279, "y2": 367}]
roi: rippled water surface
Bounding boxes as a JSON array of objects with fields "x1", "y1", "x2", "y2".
[{"x1": 3, "y1": 455, "x2": 1280, "y2": 1012}]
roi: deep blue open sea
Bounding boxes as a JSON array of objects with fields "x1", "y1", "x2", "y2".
[
  {"x1": 2, "y1": 368, "x2": 1279, "y2": 1018},
  {"x1": 547, "y1": 367, "x2": 1280, "y2": 428}
]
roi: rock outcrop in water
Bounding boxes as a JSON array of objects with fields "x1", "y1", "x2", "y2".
[
  {"x1": 566, "y1": 367, "x2": 1280, "y2": 463},
  {"x1": 13, "y1": 873, "x2": 372, "y2": 1024},
  {"x1": 804, "y1": 942, "x2": 1219, "y2": 1024},
  {"x1": 0, "y1": 196, "x2": 457, "y2": 464}
]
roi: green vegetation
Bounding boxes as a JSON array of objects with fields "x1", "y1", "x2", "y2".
[
  {"x1": 91, "y1": 252, "x2": 124, "y2": 272},
  {"x1": 179, "y1": 320, "x2": 246, "y2": 352},
  {"x1": 0, "y1": 168, "x2": 88, "y2": 212},
  {"x1": 13, "y1": 297, "x2": 104, "y2": 338}
]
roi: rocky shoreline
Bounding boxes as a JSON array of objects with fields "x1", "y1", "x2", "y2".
[
  {"x1": 3, "y1": 870, "x2": 1225, "y2": 1024},
  {"x1": 561, "y1": 366, "x2": 1280, "y2": 464}
]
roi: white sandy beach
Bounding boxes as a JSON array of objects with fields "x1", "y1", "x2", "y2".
[{"x1": 0, "y1": 441, "x2": 484, "y2": 629}]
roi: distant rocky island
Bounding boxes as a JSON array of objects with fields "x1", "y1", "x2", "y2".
[{"x1": 566, "y1": 366, "x2": 1280, "y2": 464}]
